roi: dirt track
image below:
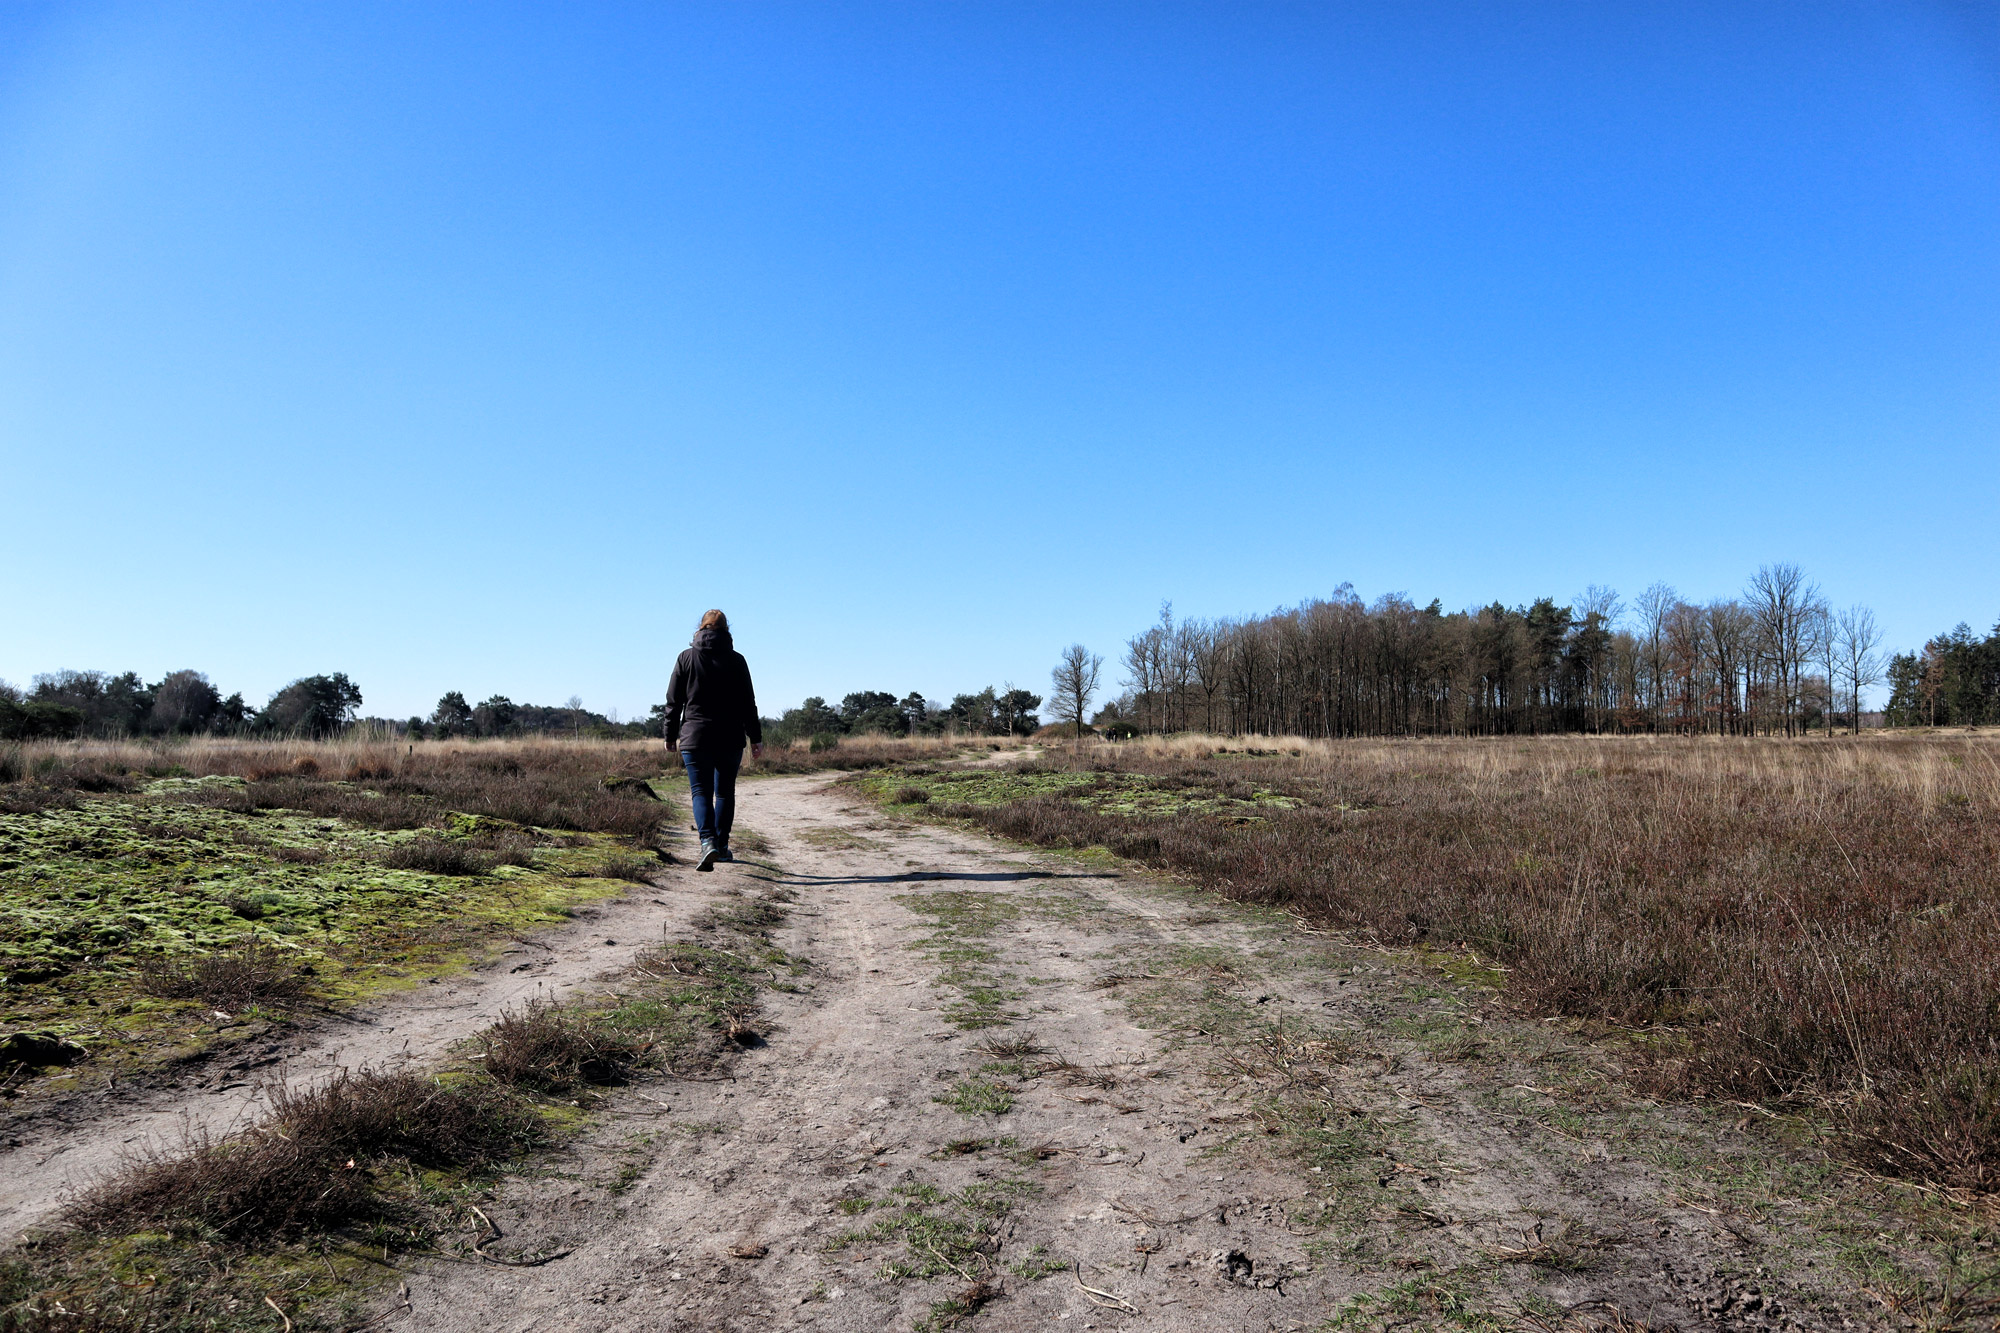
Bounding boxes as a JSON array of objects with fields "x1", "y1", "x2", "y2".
[
  {"x1": 384, "y1": 776, "x2": 1848, "y2": 1332},
  {"x1": 6, "y1": 773, "x2": 1870, "y2": 1329}
]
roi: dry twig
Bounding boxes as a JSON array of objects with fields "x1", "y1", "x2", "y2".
[{"x1": 1073, "y1": 1261, "x2": 1138, "y2": 1314}]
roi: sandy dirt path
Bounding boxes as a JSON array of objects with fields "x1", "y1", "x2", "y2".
[
  {"x1": 0, "y1": 879, "x2": 717, "y2": 1239},
  {"x1": 381, "y1": 775, "x2": 1837, "y2": 1333}
]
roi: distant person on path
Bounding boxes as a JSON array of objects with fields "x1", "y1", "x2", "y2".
[{"x1": 663, "y1": 609, "x2": 764, "y2": 872}]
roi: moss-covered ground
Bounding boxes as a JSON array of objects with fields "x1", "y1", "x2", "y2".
[
  {"x1": 0, "y1": 776, "x2": 664, "y2": 1097},
  {"x1": 858, "y1": 766, "x2": 1300, "y2": 819},
  {"x1": 2, "y1": 870, "x2": 796, "y2": 1333}
]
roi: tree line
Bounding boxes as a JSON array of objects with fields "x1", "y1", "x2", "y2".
[
  {"x1": 421, "y1": 691, "x2": 643, "y2": 740},
  {"x1": 749, "y1": 686, "x2": 1043, "y2": 746},
  {"x1": 0, "y1": 669, "x2": 650, "y2": 742},
  {"x1": 0, "y1": 670, "x2": 363, "y2": 741},
  {"x1": 1884, "y1": 620, "x2": 2000, "y2": 726},
  {"x1": 1094, "y1": 564, "x2": 1906, "y2": 738}
]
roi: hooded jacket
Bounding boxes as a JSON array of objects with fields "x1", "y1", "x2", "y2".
[{"x1": 664, "y1": 626, "x2": 763, "y2": 753}]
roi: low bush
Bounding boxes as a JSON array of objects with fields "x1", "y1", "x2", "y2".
[
  {"x1": 263, "y1": 1068, "x2": 539, "y2": 1168},
  {"x1": 479, "y1": 998, "x2": 644, "y2": 1092},
  {"x1": 67, "y1": 1069, "x2": 540, "y2": 1239},
  {"x1": 0, "y1": 785, "x2": 76, "y2": 815},
  {"x1": 593, "y1": 853, "x2": 657, "y2": 882},
  {"x1": 135, "y1": 938, "x2": 307, "y2": 1008},
  {"x1": 376, "y1": 837, "x2": 495, "y2": 876}
]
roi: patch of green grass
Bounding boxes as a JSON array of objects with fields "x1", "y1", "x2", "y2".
[
  {"x1": 795, "y1": 824, "x2": 877, "y2": 850},
  {"x1": 0, "y1": 1229, "x2": 381, "y2": 1333},
  {"x1": 1006, "y1": 1242, "x2": 1067, "y2": 1279},
  {"x1": 935, "y1": 1077, "x2": 1015, "y2": 1116},
  {"x1": 1327, "y1": 1266, "x2": 1506, "y2": 1332},
  {"x1": 898, "y1": 889, "x2": 1029, "y2": 1029},
  {"x1": 828, "y1": 1176, "x2": 1037, "y2": 1283}
]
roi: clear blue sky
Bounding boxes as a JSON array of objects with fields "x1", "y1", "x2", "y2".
[{"x1": 4, "y1": 3, "x2": 1996, "y2": 721}]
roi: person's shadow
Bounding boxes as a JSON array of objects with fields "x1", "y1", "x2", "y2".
[{"x1": 745, "y1": 868, "x2": 1117, "y2": 887}]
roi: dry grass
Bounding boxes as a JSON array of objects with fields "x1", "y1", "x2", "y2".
[
  {"x1": 930, "y1": 732, "x2": 2000, "y2": 1190},
  {"x1": 67, "y1": 1069, "x2": 540, "y2": 1239},
  {"x1": 134, "y1": 938, "x2": 307, "y2": 1009},
  {"x1": 5, "y1": 737, "x2": 673, "y2": 841},
  {"x1": 478, "y1": 997, "x2": 646, "y2": 1092}
]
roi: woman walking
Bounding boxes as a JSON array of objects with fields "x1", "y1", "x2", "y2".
[{"x1": 663, "y1": 610, "x2": 764, "y2": 871}]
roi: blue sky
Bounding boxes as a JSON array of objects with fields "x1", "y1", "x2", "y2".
[{"x1": 3, "y1": 2, "x2": 1996, "y2": 720}]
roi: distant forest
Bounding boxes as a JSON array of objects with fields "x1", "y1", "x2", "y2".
[
  {"x1": 1095, "y1": 565, "x2": 1991, "y2": 739},
  {"x1": 0, "y1": 671, "x2": 646, "y2": 742},
  {"x1": 748, "y1": 686, "x2": 1043, "y2": 747},
  {"x1": 1885, "y1": 622, "x2": 2000, "y2": 727}
]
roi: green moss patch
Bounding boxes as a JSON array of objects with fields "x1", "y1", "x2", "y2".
[
  {"x1": 858, "y1": 766, "x2": 1300, "y2": 821},
  {"x1": 0, "y1": 785, "x2": 653, "y2": 1094}
]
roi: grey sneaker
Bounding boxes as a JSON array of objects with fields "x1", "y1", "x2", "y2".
[
  {"x1": 696, "y1": 841, "x2": 718, "y2": 872},
  {"x1": 713, "y1": 846, "x2": 734, "y2": 863}
]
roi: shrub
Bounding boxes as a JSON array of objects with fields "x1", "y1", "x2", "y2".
[
  {"x1": 0, "y1": 785, "x2": 75, "y2": 815},
  {"x1": 263, "y1": 1068, "x2": 539, "y2": 1167},
  {"x1": 135, "y1": 939, "x2": 306, "y2": 1008},
  {"x1": 892, "y1": 786, "x2": 931, "y2": 804},
  {"x1": 376, "y1": 837, "x2": 495, "y2": 876},
  {"x1": 593, "y1": 853, "x2": 657, "y2": 882},
  {"x1": 479, "y1": 998, "x2": 641, "y2": 1092},
  {"x1": 67, "y1": 1070, "x2": 539, "y2": 1239},
  {"x1": 809, "y1": 732, "x2": 842, "y2": 753}
]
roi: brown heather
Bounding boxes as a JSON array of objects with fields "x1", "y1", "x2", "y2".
[
  {"x1": 67, "y1": 1070, "x2": 539, "y2": 1240},
  {"x1": 5, "y1": 736, "x2": 672, "y2": 842},
  {"x1": 943, "y1": 733, "x2": 2000, "y2": 1190}
]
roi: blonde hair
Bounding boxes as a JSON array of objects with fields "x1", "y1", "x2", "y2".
[{"x1": 699, "y1": 609, "x2": 729, "y2": 633}]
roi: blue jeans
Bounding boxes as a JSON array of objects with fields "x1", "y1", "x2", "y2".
[{"x1": 680, "y1": 746, "x2": 742, "y2": 849}]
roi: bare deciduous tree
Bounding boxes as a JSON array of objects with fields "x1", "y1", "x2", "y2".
[
  {"x1": 1051, "y1": 644, "x2": 1103, "y2": 741},
  {"x1": 1747, "y1": 563, "x2": 1825, "y2": 737},
  {"x1": 1836, "y1": 605, "x2": 1883, "y2": 735}
]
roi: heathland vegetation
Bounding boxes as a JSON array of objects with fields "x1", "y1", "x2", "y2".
[
  {"x1": 844, "y1": 731, "x2": 2000, "y2": 1192},
  {"x1": 0, "y1": 735, "x2": 803, "y2": 1329},
  {"x1": 4, "y1": 725, "x2": 1999, "y2": 1322}
]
